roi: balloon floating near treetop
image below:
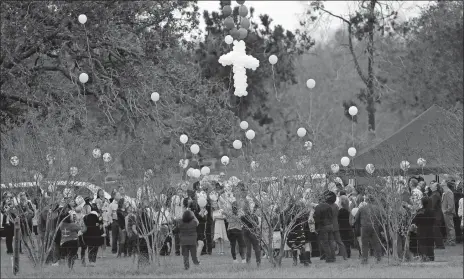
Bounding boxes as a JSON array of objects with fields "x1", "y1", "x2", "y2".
[
  {"x1": 400, "y1": 160, "x2": 410, "y2": 171},
  {"x1": 366, "y1": 163, "x2": 375, "y2": 174},
  {"x1": 151, "y1": 92, "x2": 160, "y2": 102},
  {"x1": 341, "y1": 156, "x2": 350, "y2": 167},
  {"x1": 223, "y1": 5, "x2": 232, "y2": 17},
  {"x1": 92, "y1": 148, "x2": 102, "y2": 158},
  {"x1": 79, "y1": 73, "x2": 89, "y2": 83},
  {"x1": 221, "y1": 156, "x2": 230, "y2": 166},
  {"x1": 225, "y1": 35, "x2": 233, "y2": 45},
  {"x1": 306, "y1": 79, "x2": 316, "y2": 89},
  {"x1": 297, "y1": 127, "x2": 307, "y2": 138},
  {"x1": 240, "y1": 17, "x2": 250, "y2": 29},
  {"x1": 180, "y1": 134, "x2": 188, "y2": 144},
  {"x1": 103, "y1": 153, "x2": 112, "y2": 162},
  {"x1": 240, "y1": 121, "x2": 249, "y2": 130},
  {"x1": 348, "y1": 106, "x2": 358, "y2": 116},
  {"x1": 238, "y1": 5, "x2": 248, "y2": 17},
  {"x1": 190, "y1": 144, "x2": 200, "y2": 155},
  {"x1": 245, "y1": 130, "x2": 255, "y2": 140},
  {"x1": 78, "y1": 14, "x2": 87, "y2": 24},
  {"x1": 201, "y1": 166, "x2": 210, "y2": 176},
  {"x1": 233, "y1": 140, "x2": 242, "y2": 150},
  {"x1": 224, "y1": 16, "x2": 235, "y2": 30},
  {"x1": 417, "y1": 158, "x2": 426, "y2": 167},
  {"x1": 348, "y1": 147, "x2": 357, "y2": 157},
  {"x1": 269, "y1": 55, "x2": 278, "y2": 65}
]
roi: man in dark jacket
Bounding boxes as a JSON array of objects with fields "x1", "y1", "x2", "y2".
[
  {"x1": 355, "y1": 196, "x2": 382, "y2": 264},
  {"x1": 429, "y1": 183, "x2": 445, "y2": 249},
  {"x1": 326, "y1": 191, "x2": 348, "y2": 260},
  {"x1": 314, "y1": 192, "x2": 335, "y2": 263}
]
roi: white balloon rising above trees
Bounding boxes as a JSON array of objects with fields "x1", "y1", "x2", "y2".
[
  {"x1": 151, "y1": 92, "x2": 160, "y2": 102},
  {"x1": 218, "y1": 40, "x2": 259, "y2": 97},
  {"x1": 306, "y1": 79, "x2": 316, "y2": 89},
  {"x1": 78, "y1": 14, "x2": 87, "y2": 24}
]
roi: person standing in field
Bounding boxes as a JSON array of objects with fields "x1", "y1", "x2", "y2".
[
  {"x1": 241, "y1": 201, "x2": 261, "y2": 267},
  {"x1": 178, "y1": 210, "x2": 200, "y2": 270},
  {"x1": 59, "y1": 213, "x2": 83, "y2": 269}
]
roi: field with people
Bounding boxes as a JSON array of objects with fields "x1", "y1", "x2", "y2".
[{"x1": 1, "y1": 240, "x2": 462, "y2": 278}]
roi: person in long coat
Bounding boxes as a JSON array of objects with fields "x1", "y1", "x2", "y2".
[
  {"x1": 82, "y1": 204, "x2": 104, "y2": 265},
  {"x1": 412, "y1": 197, "x2": 435, "y2": 261},
  {"x1": 430, "y1": 183, "x2": 445, "y2": 249}
]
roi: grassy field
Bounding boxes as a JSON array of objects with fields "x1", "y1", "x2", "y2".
[{"x1": 1, "y1": 240, "x2": 462, "y2": 278}]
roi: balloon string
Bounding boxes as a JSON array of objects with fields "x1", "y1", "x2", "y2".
[
  {"x1": 351, "y1": 116, "x2": 354, "y2": 146},
  {"x1": 309, "y1": 89, "x2": 312, "y2": 124},
  {"x1": 271, "y1": 65, "x2": 279, "y2": 101}
]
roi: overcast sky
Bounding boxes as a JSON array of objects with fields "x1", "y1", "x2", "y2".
[{"x1": 197, "y1": 1, "x2": 430, "y2": 42}]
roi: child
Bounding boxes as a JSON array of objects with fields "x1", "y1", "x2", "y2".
[
  {"x1": 159, "y1": 224, "x2": 172, "y2": 256},
  {"x1": 213, "y1": 201, "x2": 228, "y2": 255},
  {"x1": 178, "y1": 210, "x2": 200, "y2": 270},
  {"x1": 60, "y1": 213, "x2": 82, "y2": 269}
]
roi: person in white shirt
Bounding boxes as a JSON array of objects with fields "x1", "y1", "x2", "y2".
[{"x1": 411, "y1": 180, "x2": 424, "y2": 211}]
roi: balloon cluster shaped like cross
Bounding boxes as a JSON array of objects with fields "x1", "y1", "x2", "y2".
[{"x1": 218, "y1": 40, "x2": 259, "y2": 97}]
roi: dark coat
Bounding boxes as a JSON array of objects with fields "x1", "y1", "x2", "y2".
[
  {"x1": 83, "y1": 212, "x2": 103, "y2": 247},
  {"x1": 430, "y1": 191, "x2": 444, "y2": 223},
  {"x1": 338, "y1": 208, "x2": 353, "y2": 242},
  {"x1": 413, "y1": 207, "x2": 435, "y2": 259}
]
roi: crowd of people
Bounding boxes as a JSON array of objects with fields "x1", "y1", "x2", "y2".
[{"x1": 1, "y1": 176, "x2": 463, "y2": 271}]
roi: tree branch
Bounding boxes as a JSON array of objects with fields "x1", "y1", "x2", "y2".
[{"x1": 319, "y1": 7, "x2": 369, "y2": 85}]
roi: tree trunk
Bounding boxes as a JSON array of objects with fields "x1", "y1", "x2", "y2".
[{"x1": 366, "y1": 0, "x2": 376, "y2": 141}]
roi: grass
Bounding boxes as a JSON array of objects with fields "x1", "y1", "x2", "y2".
[{"x1": 1, "y1": 240, "x2": 462, "y2": 278}]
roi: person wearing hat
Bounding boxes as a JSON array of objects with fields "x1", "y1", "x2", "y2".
[
  {"x1": 441, "y1": 180, "x2": 456, "y2": 246},
  {"x1": 429, "y1": 182, "x2": 445, "y2": 249}
]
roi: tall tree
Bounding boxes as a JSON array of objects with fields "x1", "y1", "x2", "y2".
[
  {"x1": 0, "y1": 1, "x2": 236, "y2": 178},
  {"x1": 305, "y1": 0, "x2": 400, "y2": 140},
  {"x1": 384, "y1": 1, "x2": 463, "y2": 112}
]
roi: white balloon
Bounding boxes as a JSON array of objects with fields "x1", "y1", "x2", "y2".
[
  {"x1": 70, "y1": 166, "x2": 78, "y2": 177},
  {"x1": 10, "y1": 156, "x2": 19, "y2": 166},
  {"x1": 187, "y1": 168, "x2": 194, "y2": 177},
  {"x1": 221, "y1": 156, "x2": 230, "y2": 166},
  {"x1": 193, "y1": 169, "x2": 201, "y2": 178},
  {"x1": 331, "y1": 164, "x2": 340, "y2": 174},
  {"x1": 365, "y1": 163, "x2": 375, "y2": 174},
  {"x1": 201, "y1": 166, "x2": 210, "y2": 176},
  {"x1": 400, "y1": 160, "x2": 410, "y2": 171},
  {"x1": 180, "y1": 134, "x2": 188, "y2": 144},
  {"x1": 348, "y1": 147, "x2": 357, "y2": 157},
  {"x1": 103, "y1": 153, "x2": 112, "y2": 163},
  {"x1": 304, "y1": 141, "x2": 313, "y2": 151},
  {"x1": 92, "y1": 148, "x2": 101, "y2": 158},
  {"x1": 268, "y1": 55, "x2": 278, "y2": 65},
  {"x1": 225, "y1": 35, "x2": 233, "y2": 45},
  {"x1": 190, "y1": 144, "x2": 200, "y2": 155},
  {"x1": 348, "y1": 106, "x2": 358, "y2": 116},
  {"x1": 297, "y1": 127, "x2": 307, "y2": 138},
  {"x1": 233, "y1": 140, "x2": 242, "y2": 150},
  {"x1": 151, "y1": 92, "x2": 160, "y2": 102},
  {"x1": 245, "y1": 130, "x2": 255, "y2": 140},
  {"x1": 79, "y1": 73, "x2": 89, "y2": 83},
  {"x1": 78, "y1": 14, "x2": 87, "y2": 24},
  {"x1": 240, "y1": 121, "x2": 249, "y2": 130},
  {"x1": 417, "y1": 158, "x2": 426, "y2": 168},
  {"x1": 306, "y1": 79, "x2": 316, "y2": 89},
  {"x1": 341, "y1": 156, "x2": 350, "y2": 167}
]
